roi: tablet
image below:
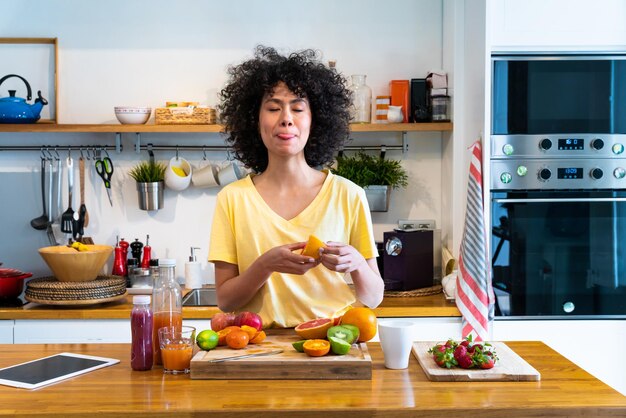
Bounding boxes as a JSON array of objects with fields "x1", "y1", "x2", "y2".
[{"x1": 0, "y1": 352, "x2": 120, "y2": 389}]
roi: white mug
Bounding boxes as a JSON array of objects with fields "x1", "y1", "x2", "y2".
[
  {"x1": 378, "y1": 320, "x2": 416, "y2": 369},
  {"x1": 217, "y1": 162, "x2": 243, "y2": 186},
  {"x1": 192, "y1": 162, "x2": 219, "y2": 188},
  {"x1": 164, "y1": 156, "x2": 192, "y2": 191}
]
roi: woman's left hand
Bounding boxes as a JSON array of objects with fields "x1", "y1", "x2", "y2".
[{"x1": 319, "y1": 241, "x2": 367, "y2": 273}]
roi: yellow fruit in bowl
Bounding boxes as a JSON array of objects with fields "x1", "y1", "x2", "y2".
[{"x1": 171, "y1": 166, "x2": 187, "y2": 177}]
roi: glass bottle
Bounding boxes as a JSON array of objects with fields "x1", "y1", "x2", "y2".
[
  {"x1": 152, "y1": 258, "x2": 183, "y2": 365},
  {"x1": 131, "y1": 295, "x2": 153, "y2": 371},
  {"x1": 349, "y1": 74, "x2": 372, "y2": 123}
]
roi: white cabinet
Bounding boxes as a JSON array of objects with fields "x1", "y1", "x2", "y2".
[
  {"x1": 0, "y1": 320, "x2": 14, "y2": 344},
  {"x1": 489, "y1": 0, "x2": 626, "y2": 51}
]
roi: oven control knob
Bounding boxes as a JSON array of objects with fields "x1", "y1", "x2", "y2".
[
  {"x1": 500, "y1": 172, "x2": 512, "y2": 184},
  {"x1": 591, "y1": 138, "x2": 604, "y2": 150},
  {"x1": 516, "y1": 165, "x2": 528, "y2": 177},
  {"x1": 539, "y1": 138, "x2": 552, "y2": 151},
  {"x1": 385, "y1": 237, "x2": 402, "y2": 256},
  {"x1": 538, "y1": 168, "x2": 551, "y2": 181},
  {"x1": 502, "y1": 143, "x2": 514, "y2": 156},
  {"x1": 614, "y1": 167, "x2": 626, "y2": 179},
  {"x1": 613, "y1": 143, "x2": 625, "y2": 155},
  {"x1": 563, "y1": 302, "x2": 575, "y2": 314},
  {"x1": 590, "y1": 168, "x2": 603, "y2": 180}
]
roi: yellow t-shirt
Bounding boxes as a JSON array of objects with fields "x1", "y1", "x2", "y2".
[{"x1": 208, "y1": 169, "x2": 378, "y2": 328}]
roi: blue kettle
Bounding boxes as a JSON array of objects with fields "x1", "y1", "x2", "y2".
[{"x1": 0, "y1": 74, "x2": 48, "y2": 124}]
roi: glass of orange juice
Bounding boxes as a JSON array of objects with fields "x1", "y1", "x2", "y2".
[{"x1": 158, "y1": 325, "x2": 196, "y2": 374}]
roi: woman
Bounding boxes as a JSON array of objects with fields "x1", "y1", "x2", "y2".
[{"x1": 209, "y1": 46, "x2": 384, "y2": 328}]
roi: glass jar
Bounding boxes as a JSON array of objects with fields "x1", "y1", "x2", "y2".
[
  {"x1": 131, "y1": 295, "x2": 153, "y2": 371},
  {"x1": 349, "y1": 74, "x2": 372, "y2": 123},
  {"x1": 152, "y1": 258, "x2": 182, "y2": 365},
  {"x1": 431, "y1": 95, "x2": 451, "y2": 121}
]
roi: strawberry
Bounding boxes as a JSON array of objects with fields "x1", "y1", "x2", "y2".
[
  {"x1": 428, "y1": 343, "x2": 457, "y2": 369},
  {"x1": 457, "y1": 353, "x2": 474, "y2": 369},
  {"x1": 479, "y1": 357, "x2": 495, "y2": 369},
  {"x1": 453, "y1": 344, "x2": 467, "y2": 361}
]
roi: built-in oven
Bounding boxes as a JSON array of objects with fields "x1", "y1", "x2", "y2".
[{"x1": 490, "y1": 53, "x2": 626, "y2": 318}]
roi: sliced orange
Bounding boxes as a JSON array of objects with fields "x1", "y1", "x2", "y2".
[
  {"x1": 250, "y1": 330, "x2": 267, "y2": 344},
  {"x1": 217, "y1": 325, "x2": 241, "y2": 346},
  {"x1": 240, "y1": 325, "x2": 258, "y2": 339},
  {"x1": 294, "y1": 317, "x2": 333, "y2": 340},
  {"x1": 303, "y1": 339, "x2": 330, "y2": 357},
  {"x1": 300, "y1": 234, "x2": 326, "y2": 260}
]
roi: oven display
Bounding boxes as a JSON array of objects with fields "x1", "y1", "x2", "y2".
[
  {"x1": 558, "y1": 167, "x2": 583, "y2": 179},
  {"x1": 558, "y1": 138, "x2": 584, "y2": 150}
]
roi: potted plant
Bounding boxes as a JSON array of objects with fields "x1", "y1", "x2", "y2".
[
  {"x1": 128, "y1": 160, "x2": 167, "y2": 211},
  {"x1": 332, "y1": 152, "x2": 408, "y2": 212}
]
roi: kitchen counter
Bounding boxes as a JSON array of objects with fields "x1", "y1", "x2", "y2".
[
  {"x1": 0, "y1": 291, "x2": 460, "y2": 320},
  {"x1": 0, "y1": 341, "x2": 623, "y2": 417}
]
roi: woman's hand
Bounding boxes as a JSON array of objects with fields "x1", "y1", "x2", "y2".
[
  {"x1": 258, "y1": 242, "x2": 321, "y2": 275},
  {"x1": 318, "y1": 241, "x2": 366, "y2": 273}
]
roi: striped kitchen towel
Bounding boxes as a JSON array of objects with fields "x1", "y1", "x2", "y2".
[{"x1": 455, "y1": 139, "x2": 495, "y2": 342}]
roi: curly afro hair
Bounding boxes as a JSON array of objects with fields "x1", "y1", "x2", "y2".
[{"x1": 218, "y1": 46, "x2": 352, "y2": 173}]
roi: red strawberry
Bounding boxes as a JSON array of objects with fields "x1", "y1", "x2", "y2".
[
  {"x1": 428, "y1": 343, "x2": 457, "y2": 369},
  {"x1": 453, "y1": 345, "x2": 467, "y2": 361},
  {"x1": 479, "y1": 358, "x2": 495, "y2": 369},
  {"x1": 457, "y1": 353, "x2": 474, "y2": 369}
]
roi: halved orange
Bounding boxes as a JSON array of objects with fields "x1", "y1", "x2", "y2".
[
  {"x1": 250, "y1": 330, "x2": 267, "y2": 344},
  {"x1": 294, "y1": 317, "x2": 333, "y2": 340},
  {"x1": 240, "y1": 325, "x2": 258, "y2": 340},
  {"x1": 217, "y1": 325, "x2": 241, "y2": 346},
  {"x1": 300, "y1": 234, "x2": 326, "y2": 260},
  {"x1": 303, "y1": 339, "x2": 330, "y2": 357}
]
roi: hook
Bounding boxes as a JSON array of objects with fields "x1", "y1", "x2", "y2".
[
  {"x1": 202, "y1": 146, "x2": 207, "y2": 160},
  {"x1": 175, "y1": 146, "x2": 179, "y2": 160},
  {"x1": 103, "y1": 148, "x2": 110, "y2": 159},
  {"x1": 53, "y1": 147, "x2": 60, "y2": 160},
  {"x1": 80, "y1": 147, "x2": 85, "y2": 160},
  {"x1": 380, "y1": 145, "x2": 386, "y2": 160},
  {"x1": 147, "y1": 143, "x2": 155, "y2": 163}
]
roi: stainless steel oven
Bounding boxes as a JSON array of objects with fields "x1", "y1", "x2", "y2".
[{"x1": 490, "y1": 53, "x2": 626, "y2": 318}]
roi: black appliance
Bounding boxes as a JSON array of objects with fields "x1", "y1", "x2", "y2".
[
  {"x1": 382, "y1": 229, "x2": 441, "y2": 291},
  {"x1": 490, "y1": 53, "x2": 626, "y2": 318},
  {"x1": 410, "y1": 78, "x2": 430, "y2": 122}
]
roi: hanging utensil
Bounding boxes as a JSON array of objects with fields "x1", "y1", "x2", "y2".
[
  {"x1": 60, "y1": 155, "x2": 74, "y2": 234},
  {"x1": 95, "y1": 152, "x2": 114, "y2": 206},
  {"x1": 46, "y1": 158, "x2": 57, "y2": 245},
  {"x1": 79, "y1": 156, "x2": 89, "y2": 227},
  {"x1": 30, "y1": 157, "x2": 48, "y2": 230}
]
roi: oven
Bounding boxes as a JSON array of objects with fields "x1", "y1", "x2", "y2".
[{"x1": 490, "y1": 53, "x2": 626, "y2": 318}]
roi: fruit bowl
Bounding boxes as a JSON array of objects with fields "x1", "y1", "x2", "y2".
[
  {"x1": 114, "y1": 106, "x2": 152, "y2": 124},
  {"x1": 38, "y1": 245, "x2": 114, "y2": 282}
]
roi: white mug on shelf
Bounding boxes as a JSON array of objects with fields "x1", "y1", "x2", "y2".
[{"x1": 164, "y1": 156, "x2": 192, "y2": 191}]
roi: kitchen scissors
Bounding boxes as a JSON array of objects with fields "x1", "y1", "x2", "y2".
[{"x1": 95, "y1": 150, "x2": 114, "y2": 206}]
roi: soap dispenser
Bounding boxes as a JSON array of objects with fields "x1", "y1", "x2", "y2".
[{"x1": 184, "y1": 247, "x2": 202, "y2": 290}]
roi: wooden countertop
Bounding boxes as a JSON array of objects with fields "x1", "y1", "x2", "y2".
[
  {"x1": 0, "y1": 342, "x2": 623, "y2": 417},
  {"x1": 0, "y1": 292, "x2": 460, "y2": 320}
]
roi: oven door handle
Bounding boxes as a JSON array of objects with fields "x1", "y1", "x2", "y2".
[{"x1": 493, "y1": 197, "x2": 626, "y2": 203}]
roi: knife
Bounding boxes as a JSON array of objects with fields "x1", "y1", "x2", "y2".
[{"x1": 207, "y1": 349, "x2": 283, "y2": 363}]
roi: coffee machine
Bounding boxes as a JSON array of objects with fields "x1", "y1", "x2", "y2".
[{"x1": 381, "y1": 220, "x2": 441, "y2": 291}]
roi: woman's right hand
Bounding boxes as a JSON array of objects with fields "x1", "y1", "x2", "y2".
[{"x1": 258, "y1": 242, "x2": 320, "y2": 275}]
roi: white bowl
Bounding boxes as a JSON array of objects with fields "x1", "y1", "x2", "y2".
[{"x1": 114, "y1": 107, "x2": 152, "y2": 124}]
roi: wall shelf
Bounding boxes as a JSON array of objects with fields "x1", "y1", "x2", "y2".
[{"x1": 0, "y1": 122, "x2": 452, "y2": 134}]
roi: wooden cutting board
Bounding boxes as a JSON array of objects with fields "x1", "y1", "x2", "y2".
[
  {"x1": 190, "y1": 333, "x2": 372, "y2": 380},
  {"x1": 412, "y1": 341, "x2": 541, "y2": 381}
]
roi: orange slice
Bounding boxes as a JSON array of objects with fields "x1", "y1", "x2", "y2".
[
  {"x1": 303, "y1": 339, "x2": 331, "y2": 357},
  {"x1": 301, "y1": 234, "x2": 326, "y2": 260}
]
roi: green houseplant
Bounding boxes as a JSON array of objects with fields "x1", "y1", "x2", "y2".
[
  {"x1": 129, "y1": 160, "x2": 167, "y2": 211},
  {"x1": 332, "y1": 152, "x2": 408, "y2": 212}
]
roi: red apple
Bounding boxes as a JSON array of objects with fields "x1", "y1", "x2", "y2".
[
  {"x1": 234, "y1": 311, "x2": 263, "y2": 331},
  {"x1": 210, "y1": 312, "x2": 236, "y2": 332}
]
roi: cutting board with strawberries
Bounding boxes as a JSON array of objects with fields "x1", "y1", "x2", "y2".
[
  {"x1": 412, "y1": 341, "x2": 541, "y2": 382},
  {"x1": 190, "y1": 333, "x2": 372, "y2": 380}
]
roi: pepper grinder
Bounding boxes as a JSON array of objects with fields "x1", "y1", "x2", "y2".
[
  {"x1": 112, "y1": 236, "x2": 129, "y2": 277},
  {"x1": 130, "y1": 238, "x2": 144, "y2": 264}
]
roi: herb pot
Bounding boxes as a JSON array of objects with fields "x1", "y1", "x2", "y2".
[{"x1": 136, "y1": 181, "x2": 164, "y2": 211}]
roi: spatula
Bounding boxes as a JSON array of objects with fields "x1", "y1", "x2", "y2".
[
  {"x1": 79, "y1": 157, "x2": 89, "y2": 227},
  {"x1": 60, "y1": 156, "x2": 74, "y2": 234}
]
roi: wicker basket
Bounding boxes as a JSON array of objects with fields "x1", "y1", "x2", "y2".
[{"x1": 155, "y1": 107, "x2": 216, "y2": 125}]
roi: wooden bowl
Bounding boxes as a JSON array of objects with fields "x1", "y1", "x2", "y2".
[{"x1": 38, "y1": 245, "x2": 114, "y2": 282}]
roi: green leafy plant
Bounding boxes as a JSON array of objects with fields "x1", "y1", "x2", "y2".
[
  {"x1": 128, "y1": 160, "x2": 166, "y2": 183},
  {"x1": 332, "y1": 152, "x2": 408, "y2": 189}
]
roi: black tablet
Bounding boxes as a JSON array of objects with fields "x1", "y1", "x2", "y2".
[{"x1": 0, "y1": 352, "x2": 120, "y2": 389}]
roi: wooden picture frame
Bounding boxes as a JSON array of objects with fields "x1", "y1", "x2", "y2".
[{"x1": 0, "y1": 37, "x2": 58, "y2": 123}]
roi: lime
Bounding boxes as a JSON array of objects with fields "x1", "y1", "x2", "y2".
[
  {"x1": 292, "y1": 340, "x2": 307, "y2": 353},
  {"x1": 329, "y1": 336, "x2": 351, "y2": 355},
  {"x1": 327, "y1": 325, "x2": 354, "y2": 344},
  {"x1": 196, "y1": 329, "x2": 219, "y2": 351},
  {"x1": 338, "y1": 324, "x2": 360, "y2": 344}
]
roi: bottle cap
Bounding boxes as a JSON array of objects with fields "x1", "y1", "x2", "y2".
[
  {"x1": 133, "y1": 295, "x2": 151, "y2": 305},
  {"x1": 159, "y1": 258, "x2": 176, "y2": 267}
]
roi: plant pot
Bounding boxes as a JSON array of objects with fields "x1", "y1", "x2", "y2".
[
  {"x1": 364, "y1": 185, "x2": 391, "y2": 212},
  {"x1": 136, "y1": 181, "x2": 164, "y2": 211}
]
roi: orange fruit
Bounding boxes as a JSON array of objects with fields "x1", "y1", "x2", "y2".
[
  {"x1": 294, "y1": 318, "x2": 333, "y2": 340},
  {"x1": 250, "y1": 330, "x2": 266, "y2": 344},
  {"x1": 240, "y1": 325, "x2": 258, "y2": 339},
  {"x1": 225, "y1": 329, "x2": 249, "y2": 349},
  {"x1": 300, "y1": 235, "x2": 326, "y2": 260},
  {"x1": 217, "y1": 325, "x2": 241, "y2": 346},
  {"x1": 303, "y1": 339, "x2": 330, "y2": 357},
  {"x1": 339, "y1": 307, "x2": 378, "y2": 342}
]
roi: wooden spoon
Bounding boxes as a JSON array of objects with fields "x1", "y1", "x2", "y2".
[{"x1": 79, "y1": 157, "x2": 89, "y2": 227}]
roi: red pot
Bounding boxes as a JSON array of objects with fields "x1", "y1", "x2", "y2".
[{"x1": 0, "y1": 273, "x2": 32, "y2": 298}]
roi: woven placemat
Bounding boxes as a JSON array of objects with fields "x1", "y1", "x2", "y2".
[
  {"x1": 25, "y1": 275, "x2": 127, "y2": 303},
  {"x1": 384, "y1": 285, "x2": 443, "y2": 298},
  {"x1": 26, "y1": 275, "x2": 125, "y2": 290}
]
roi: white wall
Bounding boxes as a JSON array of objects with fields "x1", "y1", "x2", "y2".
[{"x1": 0, "y1": 0, "x2": 447, "y2": 282}]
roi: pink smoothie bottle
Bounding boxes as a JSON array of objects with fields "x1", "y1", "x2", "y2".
[{"x1": 131, "y1": 295, "x2": 153, "y2": 371}]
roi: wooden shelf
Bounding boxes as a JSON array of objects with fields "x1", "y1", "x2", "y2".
[{"x1": 0, "y1": 122, "x2": 452, "y2": 134}]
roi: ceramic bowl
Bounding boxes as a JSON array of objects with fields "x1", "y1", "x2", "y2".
[
  {"x1": 114, "y1": 106, "x2": 152, "y2": 124},
  {"x1": 38, "y1": 245, "x2": 114, "y2": 282}
]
